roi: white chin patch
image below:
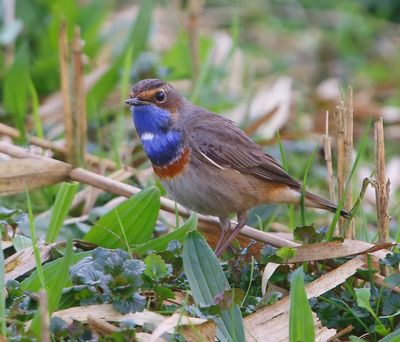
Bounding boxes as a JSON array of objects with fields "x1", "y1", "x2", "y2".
[{"x1": 141, "y1": 132, "x2": 154, "y2": 141}]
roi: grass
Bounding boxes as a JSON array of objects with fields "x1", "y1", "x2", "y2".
[{"x1": 1, "y1": 1, "x2": 399, "y2": 341}]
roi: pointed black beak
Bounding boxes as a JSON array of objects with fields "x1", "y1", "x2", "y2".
[{"x1": 125, "y1": 98, "x2": 149, "y2": 106}]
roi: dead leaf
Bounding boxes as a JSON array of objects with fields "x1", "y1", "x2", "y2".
[
  {"x1": 244, "y1": 257, "x2": 364, "y2": 341},
  {"x1": 5, "y1": 244, "x2": 54, "y2": 281},
  {"x1": 150, "y1": 313, "x2": 215, "y2": 342},
  {"x1": 287, "y1": 240, "x2": 394, "y2": 263},
  {"x1": 87, "y1": 315, "x2": 118, "y2": 335},
  {"x1": 245, "y1": 310, "x2": 336, "y2": 342},
  {"x1": 179, "y1": 320, "x2": 217, "y2": 342},
  {"x1": 136, "y1": 333, "x2": 165, "y2": 342},
  {"x1": 261, "y1": 262, "x2": 281, "y2": 296},
  {"x1": 0, "y1": 159, "x2": 71, "y2": 195},
  {"x1": 53, "y1": 304, "x2": 165, "y2": 326},
  {"x1": 230, "y1": 77, "x2": 293, "y2": 139}
]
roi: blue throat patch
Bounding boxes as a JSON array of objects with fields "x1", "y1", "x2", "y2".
[{"x1": 132, "y1": 105, "x2": 183, "y2": 166}]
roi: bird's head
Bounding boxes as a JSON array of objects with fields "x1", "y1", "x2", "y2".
[
  {"x1": 126, "y1": 79, "x2": 186, "y2": 166},
  {"x1": 126, "y1": 78, "x2": 184, "y2": 116}
]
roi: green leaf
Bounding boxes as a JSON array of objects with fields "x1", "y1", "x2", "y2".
[
  {"x1": 3, "y1": 43, "x2": 30, "y2": 141},
  {"x1": 182, "y1": 231, "x2": 245, "y2": 342},
  {"x1": 0, "y1": 240, "x2": 6, "y2": 336},
  {"x1": 355, "y1": 287, "x2": 373, "y2": 313},
  {"x1": 46, "y1": 182, "x2": 79, "y2": 243},
  {"x1": 26, "y1": 188, "x2": 46, "y2": 290},
  {"x1": 144, "y1": 254, "x2": 169, "y2": 282},
  {"x1": 21, "y1": 251, "x2": 90, "y2": 292},
  {"x1": 30, "y1": 236, "x2": 75, "y2": 335},
  {"x1": 293, "y1": 225, "x2": 323, "y2": 244},
  {"x1": 289, "y1": 266, "x2": 315, "y2": 342},
  {"x1": 133, "y1": 213, "x2": 197, "y2": 255},
  {"x1": 379, "y1": 328, "x2": 400, "y2": 342},
  {"x1": 83, "y1": 187, "x2": 160, "y2": 249},
  {"x1": 354, "y1": 287, "x2": 387, "y2": 335},
  {"x1": 383, "y1": 272, "x2": 400, "y2": 288},
  {"x1": 349, "y1": 337, "x2": 365, "y2": 342},
  {"x1": 276, "y1": 247, "x2": 296, "y2": 262}
]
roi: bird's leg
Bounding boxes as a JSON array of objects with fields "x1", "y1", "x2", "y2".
[
  {"x1": 215, "y1": 217, "x2": 231, "y2": 256},
  {"x1": 215, "y1": 211, "x2": 248, "y2": 257}
]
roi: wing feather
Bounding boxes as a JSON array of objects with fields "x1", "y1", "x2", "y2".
[{"x1": 187, "y1": 113, "x2": 301, "y2": 189}]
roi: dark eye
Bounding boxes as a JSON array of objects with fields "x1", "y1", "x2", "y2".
[{"x1": 154, "y1": 90, "x2": 166, "y2": 103}]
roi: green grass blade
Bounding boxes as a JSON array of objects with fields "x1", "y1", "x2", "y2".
[
  {"x1": 183, "y1": 231, "x2": 245, "y2": 342},
  {"x1": 48, "y1": 236, "x2": 74, "y2": 312},
  {"x1": 115, "y1": 208, "x2": 133, "y2": 256},
  {"x1": 289, "y1": 266, "x2": 315, "y2": 342},
  {"x1": 30, "y1": 236, "x2": 75, "y2": 335},
  {"x1": 26, "y1": 188, "x2": 46, "y2": 290},
  {"x1": 0, "y1": 240, "x2": 6, "y2": 336},
  {"x1": 83, "y1": 187, "x2": 160, "y2": 248},
  {"x1": 300, "y1": 146, "x2": 318, "y2": 226},
  {"x1": 3, "y1": 43, "x2": 30, "y2": 142},
  {"x1": 133, "y1": 214, "x2": 198, "y2": 255},
  {"x1": 277, "y1": 131, "x2": 295, "y2": 229},
  {"x1": 46, "y1": 182, "x2": 79, "y2": 243},
  {"x1": 21, "y1": 251, "x2": 90, "y2": 291},
  {"x1": 326, "y1": 120, "x2": 372, "y2": 241},
  {"x1": 28, "y1": 78, "x2": 43, "y2": 139}
]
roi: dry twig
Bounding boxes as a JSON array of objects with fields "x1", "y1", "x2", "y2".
[
  {"x1": 59, "y1": 23, "x2": 87, "y2": 166},
  {"x1": 0, "y1": 123, "x2": 117, "y2": 171},
  {"x1": 374, "y1": 118, "x2": 390, "y2": 243},
  {"x1": 335, "y1": 87, "x2": 354, "y2": 238},
  {"x1": 323, "y1": 111, "x2": 335, "y2": 203}
]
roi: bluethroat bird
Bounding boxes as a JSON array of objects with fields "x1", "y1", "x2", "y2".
[{"x1": 126, "y1": 79, "x2": 350, "y2": 256}]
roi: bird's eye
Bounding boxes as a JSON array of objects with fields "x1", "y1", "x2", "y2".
[{"x1": 154, "y1": 90, "x2": 166, "y2": 104}]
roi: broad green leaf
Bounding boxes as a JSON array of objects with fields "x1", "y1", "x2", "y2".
[
  {"x1": 133, "y1": 214, "x2": 197, "y2": 255},
  {"x1": 21, "y1": 251, "x2": 90, "y2": 292},
  {"x1": 144, "y1": 254, "x2": 169, "y2": 282},
  {"x1": 289, "y1": 266, "x2": 315, "y2": 342},
  {"x1": 355, "y1": 287, "x2": 372, "y2": 312},
  {"x1": 30, "y1": 236, "x2": 74, "y2": 335},
  {"x1": 83, "y1": 187, "x2": 160, "y2": 249},
  {"x1": 183, "y1": 231, "x2": 245, "y2": 342},
  {"x1": 354, "y1": 287, "x2": 388, "y2": 335},
  {"x1": 46, "y1": 182, "x2": 79, "y2": 243},
  {"x1": 0, "y1": 240, "x2": 6, "y2": 335}
]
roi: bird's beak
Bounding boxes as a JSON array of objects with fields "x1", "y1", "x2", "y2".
[{"x1": 125, "y1": 98, "x2": 149, "y2": 106}]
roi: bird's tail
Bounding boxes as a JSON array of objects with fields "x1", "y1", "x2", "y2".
[{"x1": 305, "y1": 191, "x2": 351, "y2": 219}]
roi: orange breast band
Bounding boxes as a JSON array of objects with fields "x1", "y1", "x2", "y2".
[{"x1": 153, "y1": 147, "x2": 190, "y2": 179}]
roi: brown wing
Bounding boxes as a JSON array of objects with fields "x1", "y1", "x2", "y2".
[{"x1": 187, "y1": 112, "x2": 301, "y2": 189}]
